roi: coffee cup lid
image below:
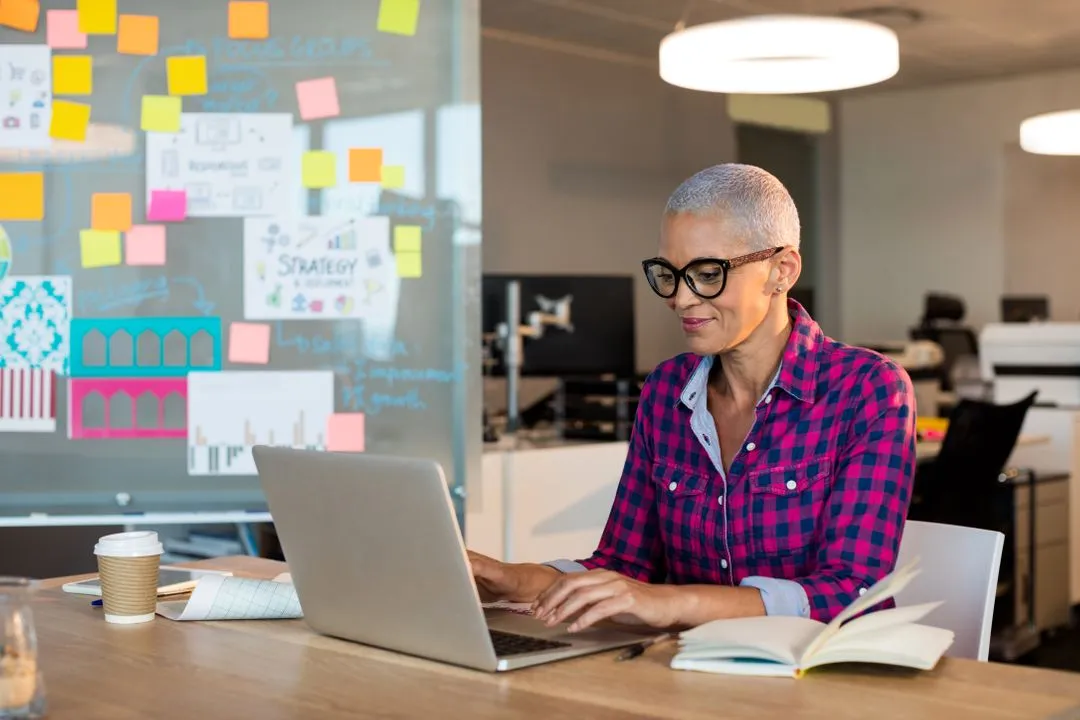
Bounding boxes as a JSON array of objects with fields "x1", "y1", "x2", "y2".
[{"x1": 94, "y1": 531, "x2": 163, "y2": 557}]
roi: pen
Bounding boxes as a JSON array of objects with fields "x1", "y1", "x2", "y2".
[{"x1": 615, "y1": 633, "x2": 672, "y2": 662}]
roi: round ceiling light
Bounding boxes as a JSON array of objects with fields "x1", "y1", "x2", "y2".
[
  {"x1": 659, "y1": 14, "x2": 900, "y2": 94},
  {"x1": 1019, "y1": 110, "x2": 1080, "y2": 155}
]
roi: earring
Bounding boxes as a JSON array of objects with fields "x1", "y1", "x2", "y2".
[{"x1": 775, "y1": 285, "x2": 784, "y2": 293}]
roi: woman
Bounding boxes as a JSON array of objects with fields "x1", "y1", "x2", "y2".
[{"x1": 470, "y1": 164, "x2": 916, "y2": 632}]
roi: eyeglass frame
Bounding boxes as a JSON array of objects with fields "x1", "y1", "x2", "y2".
[{"x1": 640, "y1": 247, "x2": 785, "y2": 299}]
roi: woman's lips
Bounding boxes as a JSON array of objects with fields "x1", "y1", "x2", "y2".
[{"x1": 681, "y1": 317, "x2": 713, "y2": 332}]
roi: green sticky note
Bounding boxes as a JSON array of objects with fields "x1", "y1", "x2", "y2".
[
  {"x1": 50, "y1": 100, "x2": 91, "y2": 142},
  {"x1": 141, "y1": 95, "x2": 181, "y2": 132},
  {"x1": 393, "y1": 225, "x2": 421, "y2": 253},
  {"x1": 396, "y1": 252, "x2": 421, "y2": 278},
  {"x1": 377, "y1": 0, "x2": 419, "y2": 36},
  {"x1": 302, "y1": 151, "x2": 336, "y2": 188},
  {"x1": 80, "y1": 229, "x2": 122, "y2": 268},
  {"x1": 380, "y1": 165, "x2": 405, "y2": 189}
]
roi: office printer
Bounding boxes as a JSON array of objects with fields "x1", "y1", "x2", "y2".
[{"x1": 980, "y1": 322, "x2": 1080, "y2": 406}]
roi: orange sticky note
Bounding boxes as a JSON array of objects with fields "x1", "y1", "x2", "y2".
[
  {"x1": 228, "y1": 1, "x2": 269, "y2": 40},
  {"x1": 117, "y1": 15, "x2": 159, "y2": 55},
  {"x1": 0, "y1": 173, "x2": 44, "y2": 221},
  {"x1": 228, "y1": 322, "x2": 271, "y2": 364},
  {"x1": 49, "y1": 100, "x2": 91, "y2": 142},
  {"x1": 167, "y1": 56, "x2": 208, "y2": 96},
  {"x1": 77, "y1": 0, "x2": 116, "y2": 34},
  {"x1": 124, "y1": 225, "x2": 166, "y2": 266},
  {"x1": 348, "y1": 148, "x2": 383, "y2": 183},
  {"x1": 0, "y1": 0, "x2": 41, "y2": 32},
  {"x1": 91, "y1": 193, "x2": 132, "y2": 232},
  {"x1": 47, "y1": 9, "x2": 87, "y2": 49},
  {"x1": 327, "y1": 413, "x2": 365, "y2": 452},
  {"x1": 53, "y1": 56, "x2": 93, "y2": 95}
]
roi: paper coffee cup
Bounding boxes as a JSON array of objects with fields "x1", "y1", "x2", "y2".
[{"x1": 93, "y1": 531, "x2": 163, "y2": 625}]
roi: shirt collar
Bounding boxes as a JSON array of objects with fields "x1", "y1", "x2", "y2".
[{"x1": 677, "y1": 299, "x2": 822, "y2": 408}]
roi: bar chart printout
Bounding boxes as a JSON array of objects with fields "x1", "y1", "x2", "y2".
[{"x1": 187, "y1": 371, "x2": 334, "y2": 475}]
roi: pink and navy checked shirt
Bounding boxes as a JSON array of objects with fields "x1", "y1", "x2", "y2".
[{"x1": 550, "y1": 300, "x2": 917, "y2": 622}]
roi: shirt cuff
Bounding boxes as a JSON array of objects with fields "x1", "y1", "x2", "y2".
[
  {"x1": 740, "y1": 576, "x2": 811, "y2": 618},
  {"x1": 543, "y1": 559, "x2": 587, "y2": 574}
]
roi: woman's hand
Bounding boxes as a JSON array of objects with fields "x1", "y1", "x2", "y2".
[
  {"x1": 467, "y1": 550, "x2": 560, "y2": 603},
  {"x1": 531, "y1": 569, "x2": 686, "y2": 632}
]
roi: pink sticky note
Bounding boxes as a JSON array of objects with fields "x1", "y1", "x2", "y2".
[
  {"x1": 228, "y1": 322, "x2": 271, "y2": 364},
  {"x1": 147, "y1": 190, "x2": 186, "y2": 222},
  {"x1": 296, "y1": 77, "x2": 340, "y2": 121},
  {"x1": 47, "y1": 10, "x2": 88, "y2": 49},
  {"x1": 327, "y1": 413, "x2": 365, "y2": 452},
  {"x1": 124, "y1": 224, "x2": 166, "y2": 266}
]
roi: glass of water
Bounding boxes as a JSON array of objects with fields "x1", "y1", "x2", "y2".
[{"x1": 0, "y1": 578, "x2": 45, "y2": 719}]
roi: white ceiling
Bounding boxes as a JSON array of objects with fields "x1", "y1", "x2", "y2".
[{"x1": 481, "y1": 0, "x2": 1080, "y2": 92}]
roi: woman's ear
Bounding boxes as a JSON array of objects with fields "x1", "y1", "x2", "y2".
[{"x1": 773, "y1": 248, "x2": 802, "y2": 291}]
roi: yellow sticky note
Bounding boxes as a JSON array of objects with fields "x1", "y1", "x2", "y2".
[
  {"x1": 141, "y1": 95, "x2": 181, "y2": 133},
  {"x1": 77, "y1": 0, "x2": 116, "y2": 34},
  {"x1": 229, "y1": 1, "x2": 269, "y2": 40},
  {"x1": 167, "y1": 56, "x2": 208, "y2": 96},
  {"x1": 117, "y1": 15, "x2": 159, "y2": 55},
  {"x1": 380, "y1": 165, "x2": 405, "y2": 189},
  {"x1": 396, "y1": 252, "x2": 422, "y2": 278},
  {"x1": 377, "y1": 0, "x2": 419, "y2": 36},
  {"x1": 0, "y1": 173, "x2": 44, "y2": 221},
  {"x1": 50, "y1": 100, "x2": 91, "y2": 142},
  {"x1": 91, "y1": 193, "x2": 132, "y2": 232},
  {"x1": 302, "y1": 151, "x2": 336, "y2": 188},
  {"x1": 53, "y1": 56, "x2": 93, "y2": 96},
  {"x1": 393, "y1": 226, "x2": 421, "y2": 253},
  {"x1": 80, "y1": 229, "x2": 122, "y2": 268}
]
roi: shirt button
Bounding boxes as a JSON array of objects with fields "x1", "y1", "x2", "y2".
[
  {"x1": 668, "y1": 481, "x2": 677, "y2": 492},
  {"x1": 858, "y1": 587, "x2": 867, "y2": 596},
  {"x1": 785, "y1": 479, "x2": 797, "y2": 490},
  {"x1": 745, "y1": 442, "x2": 756, "y2": 452},
  {"x1": 765, "y1": 395, "x2": 773, "y2": 404},
  {"x1": 720, "y1": 559, "x2": 729, "y2": 569},
  {"x1": 717, "y1": 495, "x2": 724, "y2": 506}
]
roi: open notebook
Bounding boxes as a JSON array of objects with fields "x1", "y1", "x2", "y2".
[{"x1": 671, "y1": 559, "x2": 955, "y2": 678}]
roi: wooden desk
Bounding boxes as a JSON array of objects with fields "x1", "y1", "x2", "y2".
[
  {"x1": 916, "y1": 433, "x2": 1051, "y2": 461},
  {"x1": 32, "y1": 557, "x2": 1080, "y2": 720}
]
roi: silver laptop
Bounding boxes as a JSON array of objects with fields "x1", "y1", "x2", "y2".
[{"x1": 252, "y1": 446, "x2": 646, "y2": 671}]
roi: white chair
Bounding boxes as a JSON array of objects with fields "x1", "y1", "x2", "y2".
[{"x1": 893, "y1": 519, "x2": 1005, "y2": 661}]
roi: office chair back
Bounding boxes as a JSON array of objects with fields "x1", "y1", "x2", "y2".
[
  {"x1": 935, "y1": 391, "x2": 1037, "y2": 482},
  {"x1": 894, "y1": 520, "x2": 1004, "y2": 661}
]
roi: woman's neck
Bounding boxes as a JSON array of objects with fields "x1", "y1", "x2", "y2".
[{"x1": 711, "y1": 304, "x2": 792, "y2": 408}]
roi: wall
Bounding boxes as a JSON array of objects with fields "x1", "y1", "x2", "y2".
[
  {"x1": 481, "y1": 37, "x2": 736, "y2": 372},
  {"x1": 838, "y1": 66, "x2": 1080, "y2": 344}
]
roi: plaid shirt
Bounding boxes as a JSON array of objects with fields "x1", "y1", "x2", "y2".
[{"x1": 559, "y1": 300, "x2": 916, "y2": 623}]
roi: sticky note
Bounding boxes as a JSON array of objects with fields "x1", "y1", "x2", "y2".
[
  {"x1": 117, "y1": 15, "x2": 159, "y2": 55},
  {"x1": 228, "y1": 322, "x2": 271, "y2": 364},
  {"x1": 47, "y1": 9, "x2": 87, "y2": 48},
  {"x1": 167, "y1": 56, "x2": 208, "y2": 96},
  {"x1": 49, "y1": 101, "x2": 91, "y2": 142},
  {"x1": 147, "y1": 190, "x2": 187, "y2": 222},
  {"x1": 90, "y1": 193, "x2": 132, "y2": 232},
  {"x1": 348, "y1": 148, "x2": 383, "y2": 183},
  {"x1": 124, "y1": 225, "x2": 166, "y2": 266},
  {"x1": 80, "y1": 230, "x2": 122, "y2": 269},
  {"x1": 380, "y1": 165, "x2": 405, "y2": 189},
  {"x1": 377, "y1": 0, "x2": 420, "y2": 36},
  {"x1": 327, "y1": 413, "x2": 365, "y2": 452},
  {"x1": 392, "y1": 226, "x2": 422, "y2": 253},
  {"x1": 396, "y1": 253, "x2": 422, "y2": 278},
  {"x1": 0, "y1": 0, "x2": 41, "y2": 32},
  {"x1": 77, "y1": 0, "x2": 116, "y2": 34},
  {"x1": 302, "y1": 151, "x2": 336, "y2": 188},
  {"x1": 296, "y1": 77, "x2": 340, "y2": 121},
  {"x1": 53, "y1": 56, "x2": 93, "y2": 96},
  {"x1": 0, "y1": 173, "x2": 44, "y2": 221},
  {"x1": 141, "y1": 95, "x2": 181, "y2": 133},
  {"x1": 229, "y1": 1, "x2": 269, "y2": 40}
]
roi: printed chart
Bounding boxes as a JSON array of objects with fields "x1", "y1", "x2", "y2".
[
  {"x1": 146, "y1": 113, "x2": 294, "y2": 217},
  {"x1": 187, "y1": 371, "x2": 334, "y2": 476},
  {"x1": 0, "y1": 45, "x2": 51, "y2": 150},
  {"x1": 0, "y1": 368, "x2": 56, "y2": 432}
]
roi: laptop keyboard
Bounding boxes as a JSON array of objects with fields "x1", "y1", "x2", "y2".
[{"x1": 489, "y1": 629, "x2": 572, "y2": 657}]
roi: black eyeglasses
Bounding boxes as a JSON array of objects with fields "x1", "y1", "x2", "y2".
[{"x1": 641, "y1": 247, "x2": 784, "y2": 299}]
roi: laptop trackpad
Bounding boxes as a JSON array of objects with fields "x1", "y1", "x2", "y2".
[{"x1": 484, "y1": 607, "x2": 639, "y2": 644}]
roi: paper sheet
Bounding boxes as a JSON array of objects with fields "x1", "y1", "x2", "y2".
[
  {"x1": 0, "y1": 45, "x2": 52, "y2": 149},
  {"x1": 157, "y1": 574, "x2": 302, "y2": 621},
  {"x1": 0, "y1": 275, "x2": 72, "y2": 374}
]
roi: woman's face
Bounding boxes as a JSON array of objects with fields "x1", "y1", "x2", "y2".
[{"x1": 656, "y1": 213, "x2": 799, "y2": 356}]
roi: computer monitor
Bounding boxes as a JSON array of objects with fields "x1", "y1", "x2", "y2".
[
  {"x1": 1001, "y1": 295, "x2": 1049, "y2": 323},
  {"x1": 482, "y1": 274, "x2": 636, "y2": 378}
]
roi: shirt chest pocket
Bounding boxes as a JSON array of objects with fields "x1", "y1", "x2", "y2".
[
  {"x1": 651, "y1": 463, "x2": 710, "y2": 556},
  {"x1": 747, "y1": 456, "x2": 832, "y2": 558}
]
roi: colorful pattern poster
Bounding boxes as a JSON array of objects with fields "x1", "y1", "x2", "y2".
[
  {"x1": 0, "y1": 45, "x2": 51, "y2": 150},
  {"x1": 0, "y1": 275, "x2": 72, "y2": 375},
  {"x1": 242, "y1": 215, "x2": 397, "y2": 321}
]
